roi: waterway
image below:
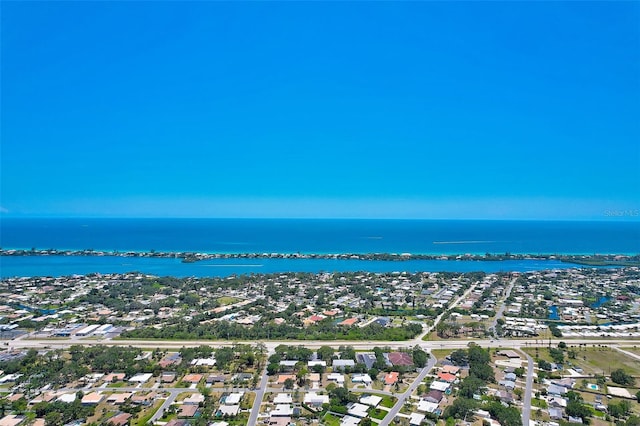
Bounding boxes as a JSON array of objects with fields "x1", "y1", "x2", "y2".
[{"x1": 0, "y1": 255, "x2": 621, "y2": 279}]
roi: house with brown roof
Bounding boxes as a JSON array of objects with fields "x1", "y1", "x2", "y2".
[
  {"x1": 276, "y1": 374, "x2": 296, "y2": 385},
  {"x1": 81, "y1": 392, "x2": 104, "y2": 405},
  {"x1": 388, "y1": 352, "x2": 413, "y2": 367},
  {"x1": 177, "y1": 405, "x2": 198, "y2": 418},
  {"x1": 159, "y1": 353, "x2": 182, "y2": 368},
  {"x1": 183, "y1": 393, "x2": 205, "y2": 405},
  {"x1": 28, "y1": 392, "x2": 56, "y2": 406},
  {"x1": 182, "y1": 374, "x2": 203, "y2": 384},
  {"x1": 6, "y1": 394, "x2": 24, "y2": 403},
  {"x1": 103, "y1": 373, "x2": 126, "y2": 382},
  {"x1": 107, "y1": 413, "x2": 131, "y2": 426},
  {"x1": 441, "y1": 365, "x2": 460, "y2": 375},
  {"x1": 206, "y1": 374, "x2": 226, "y2": 384},
  {"x1": 106, "y1": 393, "x2": 132, "y2": 405},
  {"x1": 424, "y1": 390, "x2": 444, "y2": 404},
  {"x1": 161, "y1": 372, "x2": 176, "y2": 383},
  {"x1": 164, "y1": 420, "x2": 189, "y2": 426},
  {"x1": 131, "y1": 392, "x2": 156, "y2": 406},
  {"x1": 0, "y1": 415, "x2": 25, "y2": 426}
]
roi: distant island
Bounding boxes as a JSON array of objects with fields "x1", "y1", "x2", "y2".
[{"x1": 1, "y1": 248, "x2": 638, "y2": 266}]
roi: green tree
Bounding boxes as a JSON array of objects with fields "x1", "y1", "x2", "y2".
[
  {"x1": 316, "y1": 346, "x2": 335, "y2": 363},
  {"x1": 566, "y1": 400, "x2": 591, "y2": 423},
  {"x1": 267, "y1": 363, "x2": 279, "y2": 376},
  {"x1": 449, "y1": 349, "x2": 468, "y2": 366},
  {"x1": 458, "y1": 376, "x2": 487, "y2": 399},
  {"x1": 45, "y1": 411, "x2": 63, "y2": 426},
  {"x1": 611, "y1": 369, "x2": 635, "y2": 386},
  {"x1": 412, "y1": 345, "x2": 429, "y2": 368},
  {"x1": 626, "y1": 415, "x2": 640, "y2": 426},
  {"x1": 443, "y1": 397, "x2": 478, "y2": 420}
]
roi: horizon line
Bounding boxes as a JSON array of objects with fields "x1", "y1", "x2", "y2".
[{"x1": 2, "y1": 215, "x2": 640, "y2": 222}]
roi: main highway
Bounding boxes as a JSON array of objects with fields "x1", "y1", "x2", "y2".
[{"x1": 4, "y1": 337, "x2": 639, "y2": 352}]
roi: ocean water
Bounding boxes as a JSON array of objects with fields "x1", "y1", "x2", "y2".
[
  {"x1": 0, "y1": 218, "x2": 638, "y2": 278},
  {"x1": 1, "y1": 218, "x2": 638, "y2": 254}
]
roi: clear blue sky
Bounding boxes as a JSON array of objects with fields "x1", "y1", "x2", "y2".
[{"x1": 2, "y1": 1, "x2": 639, "y2": 219}]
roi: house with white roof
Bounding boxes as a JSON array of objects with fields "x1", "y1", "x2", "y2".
[
  {"x1": 359, "y1": 394, "x2": 381, "y2": 407},
  {"x1": 332, "y1": 359, "x2": 355, "y2": 371},
  {"x1": 56, "y1": 393, "x2": 77, "y2": 403},
  {"x1": 429, "y1": 381, "x2": 450, "y2": 391},
  {"x1": 304, "y1": 392, "x2": 329, "y2": 407},
  {"x1": 417, "y1": 400, "x2": 438, "y2": 413},
  {"x1": 327, "y1": 373, "x2": 345, "y2": 384},
  {"x1": 273, "y1": 393, "x2": 293, "y2": 404},
  {"x1": 351, "y1": 374, "x2": 372, "y2": 384},
  {"x1": 410, "y1": 413, "x2": 425, "y2": 426},
  {"x1": 128, "y1": 373, "x2": 153, "y2": 383},
  {"x1": 224, "y1": 392, "x2": 244, "y2": 405},
  {"x1": 347, "y1": 403, "x2": 369, "y2": 418},
  {"x1": 270, "y1": 404, "x2": 293, "y2": 417},
  {"x1": 340, "y1": 416, "x2": 361, "y2": 426}
]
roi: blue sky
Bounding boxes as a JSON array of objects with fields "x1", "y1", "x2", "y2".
[{"x1": 2, "y1": 1, "x2": 639, "y2": 219}]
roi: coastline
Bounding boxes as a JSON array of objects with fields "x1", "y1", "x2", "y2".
[{"x1": 1, "y1": 248, "x2": 639, "y2": 266}]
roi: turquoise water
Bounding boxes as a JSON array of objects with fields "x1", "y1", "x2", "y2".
[
  {"x1": 0, "y1": 255, "x2": 598, "y2": 279},
  {"x1": 1, "y1": 218, "x2": 637, "y2": 278}
]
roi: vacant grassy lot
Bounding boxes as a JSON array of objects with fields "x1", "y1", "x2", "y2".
[
  {"x1": 217, "y1": 296, "x2": 241, "y2": 305},
  {"x1": 430, "y1": 349, "x2": 455, "y2": 360},
  {"x1": 620, "y1": 346, "x2": 640, "y2": 357},
  {"x1": 570, "y1": 347, "x2": 640, "y2": 376},
  {"x1": 523, "y1": 346, "x2": 640, "y2": 376}
]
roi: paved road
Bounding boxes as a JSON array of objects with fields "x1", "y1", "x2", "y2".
[
  {"x1": 379, "y1": 353, "x2": 438, "y2": 426},
  {"x1": 4, "y1": 337, "x2": 640, "y2": 352},
  {"x1": 518, "y1": 348, "x2": 534, "y2": 426},
  {"x1": 4, "y1": 337, "x2": 640, "y2": 425},
  {"x1": 248, "y1": 360, "x2": 270, "y2": 426},
  {"x1": 490, "y1": 276, "x2": 518, "y2": 335},
  {"x1": 613, "y1": 346, "x2": 640, "y2": 361},
  {"x1": 149, "y1": 389, "x2": 180, "y2": 423},
  {"x1": 417, "y1": 281, "x2": 480, "y2": 340}
]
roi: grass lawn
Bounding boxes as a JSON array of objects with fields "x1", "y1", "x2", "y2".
[
  {"x1": 133, "y1": 400, "x2": 163, "y2": 426},
  {"x1": 431, "y1": 349, "x2": 455, "y2": 360},
  {"x1": 228, "y1": 414, "x2": 250, "y2": 425},
  {"x1": 369, "y1": 407, "x2": 387, "y2": 420},
  {"x1": 371, "y1": 381, "x2": 385, "y2": 391},
  {"x1": 322, "y1": 413, "x2": 341, "y2": 426},
  {"x1": 217, "y1": 296, "x2": 240, "y2": 305},
  {"x1": 241, "y1": 392, "x2": 255, "y2": 409},
  {"x1": 380, "y1": 395, "x2": 396, "y2": 408},
  {"x1": 522, "y1": 346, "x2": 640, "y2": 377},
  {"x1": 107, "y1": 382, "x2": 127, "y2": 388},
  {"x1": 569, "y1": 347, "x2": 640, "y2": 376},
  {"x1": 531, "y1": 398, "x2": 547, "y2": 409}
]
